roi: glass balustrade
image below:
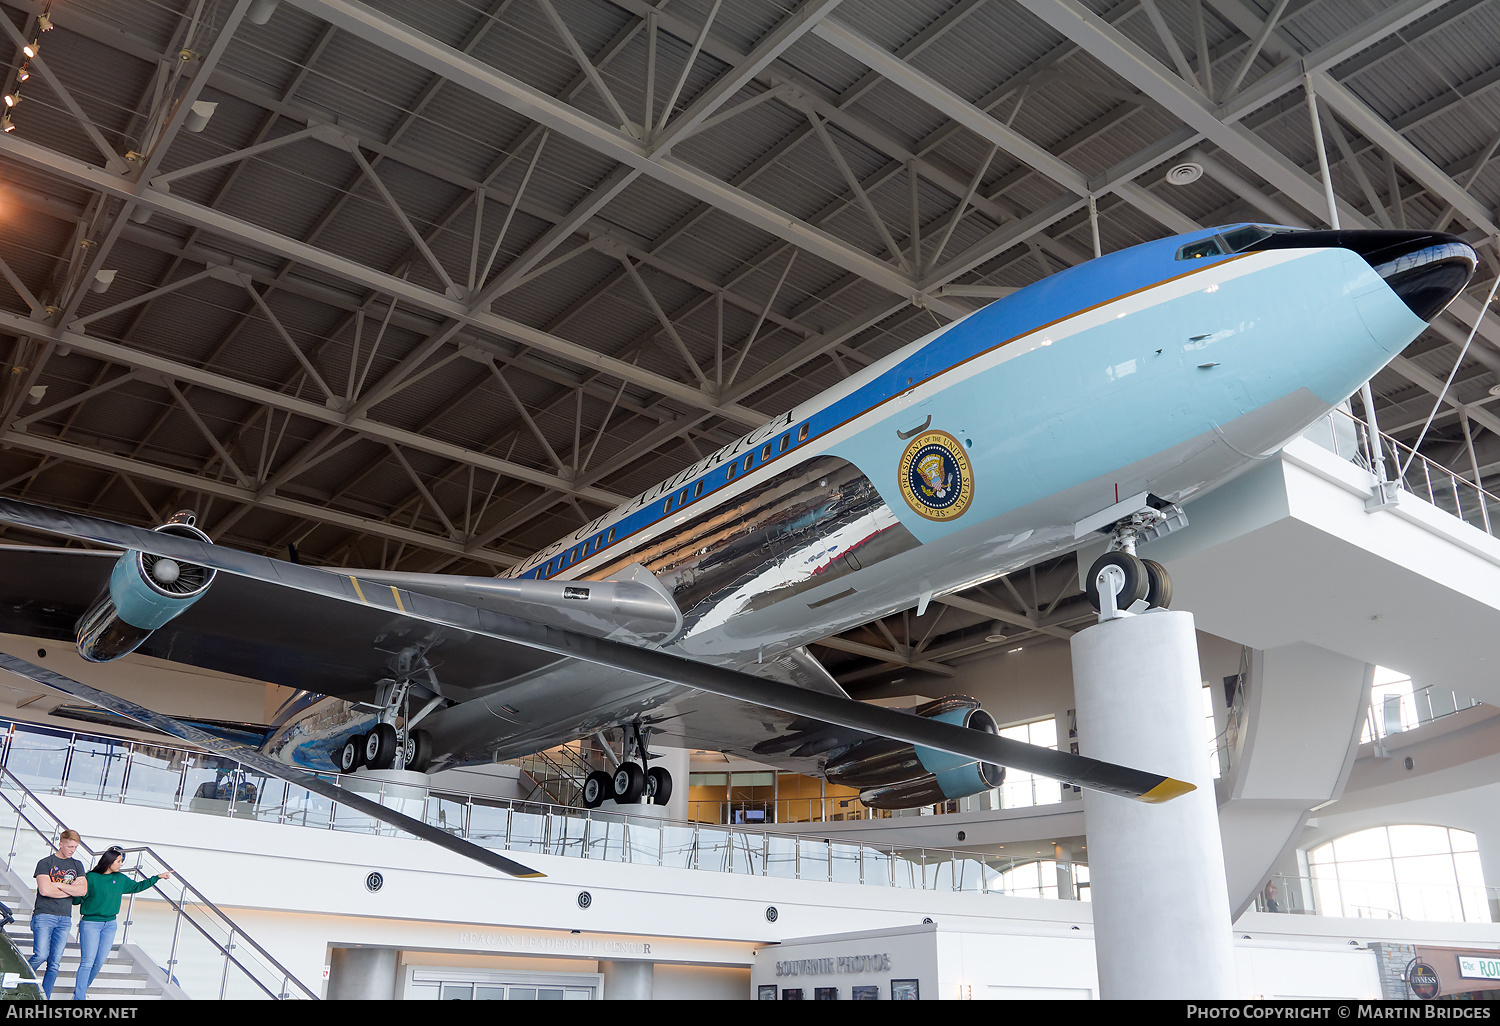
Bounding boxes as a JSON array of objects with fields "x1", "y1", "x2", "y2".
[{"x1": 0, "y1": 759, "x2": 316, "y2": 999}]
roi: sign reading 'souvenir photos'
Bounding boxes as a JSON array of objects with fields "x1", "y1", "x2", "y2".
[{"x1": 775, "y1": 954, "x2": 892, "y2": 978}]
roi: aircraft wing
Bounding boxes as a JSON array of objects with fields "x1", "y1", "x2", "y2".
[{"x1": 0, "y1": 498, "x2": 1194, "y2": 805}]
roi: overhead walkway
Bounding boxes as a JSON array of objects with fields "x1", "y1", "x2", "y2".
[{"x1": 1134, "y1": 410, "x2": 1500, "y2": 917}]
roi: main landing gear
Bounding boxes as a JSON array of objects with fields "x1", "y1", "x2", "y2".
[
  {"x1": 581, "y1": 722, "x2": 673, "y2": 809},
  {"x1": 333, "y1": 675, "x2": 440, "y2": 775},
  {"x1": 1085, "y1": 507, "x2": 1178, "y2": 621}
]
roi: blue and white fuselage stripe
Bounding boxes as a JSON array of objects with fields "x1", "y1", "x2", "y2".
[{"x1": 516, "y1": 224, "x2": 1419, "y2": 591}]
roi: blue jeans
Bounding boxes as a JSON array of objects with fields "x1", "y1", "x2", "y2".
[
  {"x1": 27, "y1": 912, "x2": 71, "y2": 998},
  {"x1": 73, "y1": 919, "x2": 117, "y2": 1001}
]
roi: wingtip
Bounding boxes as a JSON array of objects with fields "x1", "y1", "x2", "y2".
[{"x1": 1139, "y1": 776, "x2": 1196, "y2": 803}]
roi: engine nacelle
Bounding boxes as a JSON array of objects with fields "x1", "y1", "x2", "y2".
[
  {"x1": 824, "y1": 695, "x2": 1006, "y2": 809},
  {"x1": 75, "y1": 511, "x2": 215, "y2": 662}
]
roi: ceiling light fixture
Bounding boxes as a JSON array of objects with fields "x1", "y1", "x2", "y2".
[
  {"x1": 16, "y1": 66, "x2": 28, "y2": 82},
  {"x1": 3, "y1": 93, "x2": 20, "y2": 108},
  {"x1": 1, "y1": 114, "x2": 15, "y2": 133},
  {"x1": 247, "y1": 0, "x2": 280, "y2": 25},
  {"x1": 184, "y1": 100, "x2": 217, "y2": 133},
  {"x1": 90, "y1": 269, "x2": 117, "y2": 294},
  {"x1": 38, "y1": 5, "x2": 53, "y2": 32},
  {"x1": 22, "y1": 40, "x2": 40, "y2": 60}
]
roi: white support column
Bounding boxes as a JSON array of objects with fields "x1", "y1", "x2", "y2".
[
  {"x1": 600, "y1": 959, "x2": 654, "y2": 1000},
  {"x1": 1071, "y1": 608, "x2": 1237, "y2": 999},
  {"x1": 326, "y1": 946, "x2": 399, "y2": 1000}
]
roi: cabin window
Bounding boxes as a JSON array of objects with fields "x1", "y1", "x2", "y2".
[
  {"x1": 573, "y1": 547, "x2": 581, "y2": 561},
  {"x1": 664, "y1": 497, "x2": 673, "y2": 514},
  {"x1": 798, "y1": 423, "x2": 809, "y2": 442},
  {"x1": 679, "y1": 489, "x2": 689, "y2": 506},
  {"x1": 608, "y1": 527, "x2": 615, "y2": 543},
  {"x1": 694, "y1": 481, "x2": 704, "y2": 498},
  {"x1": 761, "y1": 443, "x2": 773, "y2": 460},
  {"x1": 779, "y1": 434, "x2": 789, "y2": 452},
  {"x1": 546, "y1": 561, "x2": 553, "y2": 576},
  {"x1": 727, "y1": 462, "x2": 737, "y2": 480},
  {"x1": 744, "y1": 453, "x2": 754, "y2": 470}
]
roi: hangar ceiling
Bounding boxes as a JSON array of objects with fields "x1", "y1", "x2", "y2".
[{"x1": 0, "y1": 0, "x2": 1495, "y2": 689}]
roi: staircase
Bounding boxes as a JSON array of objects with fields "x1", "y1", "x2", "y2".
[
  {"x1": 514, "y1": 741, "x2": 611, "y2": 807},
  {"x1": 0, "y1": 765, "x2": 317, "y2": 999},
  {"x1": 0, "y1": 869, "x2": 182, "y2": 999}
]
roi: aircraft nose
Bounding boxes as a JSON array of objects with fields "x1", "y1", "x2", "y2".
[{"x1": 1246, "y1": 229, "x2": 1477, "y2": 322}]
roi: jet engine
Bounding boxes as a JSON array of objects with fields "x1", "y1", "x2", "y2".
[
  {"x1": 75, "y1": 511, "x2": 216, "y2": 662},
  {"x1": 824, "y1": 695, "x2": 1006, "y2": 810}
]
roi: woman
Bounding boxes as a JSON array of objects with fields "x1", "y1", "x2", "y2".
[{"x1": 71, "y1": 846, "x2": 172, "y2": 1001}]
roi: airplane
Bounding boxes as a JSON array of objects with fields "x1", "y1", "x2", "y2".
[{"x1": 0, "y1": 222, "x2": 1476, "y2": 878}]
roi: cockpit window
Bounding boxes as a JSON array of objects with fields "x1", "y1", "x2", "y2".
[
  {"x1": 1177, "y1": 238, "x2": 1226, "y2": 260},
  {"x1": 1221, "y1": 226, "x2": 1279, "y2": 251},
  {"x1": 1177, "y1": 225, "x2": 1294, "y2": 261}
]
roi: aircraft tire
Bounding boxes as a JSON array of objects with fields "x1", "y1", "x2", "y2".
[
  {"x1": 1141, "y1": 558, "x2": 1172, "y2": 609},
  {"x1": 364, "y1": 723, "x2": 398, "y2": 770},
  {"x1": 582, "y1": 770, "x2": 612, "y2": 808},
  {"x1": 336, "y1": 737, "x2": 361, "y2": 774},
  {"x1": 612, "y1": 763, "x2": 647, "y2": 804},
  {"x1": 1084, "y1": 551, "x2": 1149, "y2": 613},
  {"x1": 648, "y1": 767, "x2": 673, "y2": 806},
  {"x1": 403, "y1": 729, "x2": 432, "y2": 773}
]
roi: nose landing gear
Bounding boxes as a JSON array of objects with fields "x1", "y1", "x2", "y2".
[{"x1": 1085, "y1": 507, "x2": 1180, "y2": 621}]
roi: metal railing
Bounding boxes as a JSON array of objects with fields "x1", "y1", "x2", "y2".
[
  {"x1": 1308, "y1": 407, "x2": 1500, "y2": 538},
  {"x1": 1252, "y1": 873, "x2": 1497, "y2": 923},
  {"x1": 0, "y1": 719, "x2": 1080, "y2": 897},
  {"x1": 0, "y1": 759, "x2": 317, "y2": 999},
  {"x1": 1364, "y1": 682, "x2": 1483, "y2": 745}
]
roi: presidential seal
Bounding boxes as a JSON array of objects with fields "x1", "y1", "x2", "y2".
[{"x1": 897, "y1": 430, "x2": 974, "y2": 521}]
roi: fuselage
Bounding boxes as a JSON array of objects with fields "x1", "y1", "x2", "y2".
[
  {"x1": 511, "y1": 224, "x2": 1447, "y2": 668},
  {"x1": 256, "y1": 223, "x2": 1474, "y2": 773}
]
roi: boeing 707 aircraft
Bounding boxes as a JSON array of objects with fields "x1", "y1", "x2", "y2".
[{"x1": 0, "y1": 223, "x2": 1474, "y2": 876}]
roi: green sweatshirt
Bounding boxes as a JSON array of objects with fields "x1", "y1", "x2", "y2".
[{"x1": 73, "y1": 871, "x2": 161, "y2": 922}]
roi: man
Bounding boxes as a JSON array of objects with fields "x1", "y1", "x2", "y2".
[{"x1": 29, "y1": 829, "x2": 86, "y2": 998}]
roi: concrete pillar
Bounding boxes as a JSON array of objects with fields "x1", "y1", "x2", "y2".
[
  {"x1": 1071, "y1": 609, "x2": 1237, "y2": 999},
  {"x1": 1054, "y1": 842, "x2": 1076, "y2": 899},
  {"x1": 326, "y1": 946, "x2": 399, "y2": 1000},
  {"x1": 600, "y1": 959, "x2": 653, "y2": 999}
]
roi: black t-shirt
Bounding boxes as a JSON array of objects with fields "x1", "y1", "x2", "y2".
[{"x1": 32, "y1": 855, "x2": 84, "y2": 917}]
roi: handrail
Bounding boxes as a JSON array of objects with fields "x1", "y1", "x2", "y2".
[
  {"x1": 0, "y1": 717, "x2": 1088, "y2": 894},
  {"x1": 0, "y1": 757, "x2": 318, "y2": 999},
  {"x1": 1318, "y1": 407, "x2": 1500, "y2": 537}
]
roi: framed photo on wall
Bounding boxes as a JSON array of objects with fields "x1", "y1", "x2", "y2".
[
  {"x1": 891, "y1": 979, "x2": 920, "y2": 1000},
  {"x1": 758, "y1": 985, "x2": 777, "y2": 1000},
  {"x1": 852, "y1": 985, "x2": 879, "y2": 999}
]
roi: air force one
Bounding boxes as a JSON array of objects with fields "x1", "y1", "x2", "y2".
[{"x1": 0, "y1": 224, "x2": 1476, "y2": 874}]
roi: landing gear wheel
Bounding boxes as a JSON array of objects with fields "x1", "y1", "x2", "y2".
[
  {"x1": 364, "y1": 723, "x2": 398, "y2": 770},
  {"x1": 582, "y1": 770, "x2": 613, "y2": 809},
  {"x1": 1085, "y1": 551, "x2": 1149, "y2": 613},
  {"x1": 336, "y1": 737, "x2": 361, "y2": 774},
  {"x1": 647, "y1": 767, "x2": 673, "y2": 806},
  {"x1": 1141, "y1": 558, "x2": 1173, "y2": 609},
  {"x1": 612, "y1": 763, "x2": 646, "y2": 804},
  {"x1": 403, "y1": 729, "x2": 432, "y2": 773}
]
